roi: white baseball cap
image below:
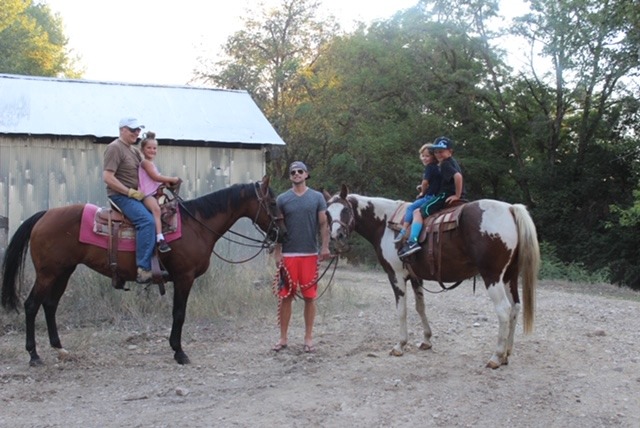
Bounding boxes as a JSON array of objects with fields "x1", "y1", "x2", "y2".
[{"x1": 118, "y1": 117, "x2": 145, "y2": 129}]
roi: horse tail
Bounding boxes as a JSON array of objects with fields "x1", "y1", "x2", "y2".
[
  {"x1": 1, "y1": 210, "x2": 47, "y2": 312},
  {"x1": 511, "y1": 204, "x2": 540, "y2": 334}
]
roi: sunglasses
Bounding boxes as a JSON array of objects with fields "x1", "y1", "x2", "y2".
[
  {"x1": 126, "y1": 127, "x2": 141, "y2": 133},
  {"x1": 290, "y1": 169, "x2": 305, "y2": 176}
]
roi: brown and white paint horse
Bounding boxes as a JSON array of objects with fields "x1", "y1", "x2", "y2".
[{"x1": 325, "y1": 185, "x2": 540, "y2": 368}]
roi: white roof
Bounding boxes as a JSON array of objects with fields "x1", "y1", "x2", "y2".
[{"x1": 0, "y1": 73, "x2": 285, "y2": 146}]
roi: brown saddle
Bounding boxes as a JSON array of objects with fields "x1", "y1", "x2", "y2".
[
  {"x1": 94, "y1": 187, "x2": 180, "y2": 293},
  {"x1": 419, "y1": 201, "x2": 466, "y2": 277},
  {"x1": 387, "y1": 200, "x2": 466, "y2": 276}
]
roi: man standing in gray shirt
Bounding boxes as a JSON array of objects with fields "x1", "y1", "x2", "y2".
[{"x1": 272, "y1": 161, "x2": 331, "y2": 354}]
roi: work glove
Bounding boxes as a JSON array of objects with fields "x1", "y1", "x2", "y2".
[{"x1": 128, "y1": 188, "x2": 145, "y2": 201}]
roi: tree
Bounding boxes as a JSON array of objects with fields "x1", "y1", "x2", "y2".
[
  {"x1": 193, "y1": 0, "x2": 338, "y2": 184},
  {"x1": 0, "y1": 0, "x2": 80, "y2": 77},
  {"x1": 509, "y1": 0, "x2": 640, "y2": 285}
]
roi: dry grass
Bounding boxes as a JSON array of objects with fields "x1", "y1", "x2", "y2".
[{"x1": 0, "y1": 256, "x2": 359, "y2": 336}]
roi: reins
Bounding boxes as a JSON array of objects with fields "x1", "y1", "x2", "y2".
[{"x1": 175, "y1": 183, "x2": 282, "y2": 263}]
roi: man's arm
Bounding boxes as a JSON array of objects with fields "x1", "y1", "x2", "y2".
[
  {"x1": 103, "y1": 170, "x2": 129, "y2": 195},
  {"x1": 318, "y1": 210, "x2": 331, "y2": 261},
  {"x1": 273, "y1": 243, "x2": 282, "y2": 267}
]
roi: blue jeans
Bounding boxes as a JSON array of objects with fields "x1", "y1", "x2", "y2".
[
  {"x1": 404, "y1": 195, "x2": 435, "y2": 223},
  {"x1": 109, "y1": 194, "x2": 155, "y2": 271}
]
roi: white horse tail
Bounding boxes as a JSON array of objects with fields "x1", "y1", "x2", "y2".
[{"x1": 511, "y1": 204, "x2": 540, "y2": 334}]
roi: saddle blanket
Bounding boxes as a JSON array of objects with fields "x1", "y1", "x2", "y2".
[{"x1": 79, "y1": 203, "x2": 182, "y2": 252}]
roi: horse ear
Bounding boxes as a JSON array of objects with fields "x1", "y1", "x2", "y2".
[
  {"x1": 322, "y1": 189, "x2": 332, "y2": 201},
  {"x1": 340, "y1": 184, "x2": 348, "y2": 199},
  {"x1": 260, "y1": 175, "x2": 269, "y2": 195}
]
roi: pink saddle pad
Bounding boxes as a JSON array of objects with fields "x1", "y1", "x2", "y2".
[{"x1": 79, "y1": 203, "x2": 182, "y2": 252}]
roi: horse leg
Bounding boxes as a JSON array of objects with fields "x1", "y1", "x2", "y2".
[
  {"x1": 485, "y1": 282, "x2": 512, "y2": 369},
  {"x1": 410, "y1": 277, "x2": 432, "y2": 350},
  {"x1": 170, "y1": 281, "x2": 193, "y2": 364},
  {"x1": 24, "y1": 269, "x2": 74, "y2": 366},
  {"x1": 504, "y1": 275, "x2": 521, "y2": 364},
  {"x1": 42, "y1": 269, "x2": 74, "y2": 361},
  {"x1": 23, "y1": 291, "x2": 44, "y2": 366},
  {"x1": 388, "y1": 272, "x2": 409, "y2": 356}
]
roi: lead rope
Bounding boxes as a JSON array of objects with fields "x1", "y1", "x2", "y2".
[{"x1": 271, "y1": 257, "x2": 338, "y2": 325}]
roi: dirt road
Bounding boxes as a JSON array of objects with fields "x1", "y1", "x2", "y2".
[{"x1": 1, "y1": 266, "x2": 639, "y2": 427}]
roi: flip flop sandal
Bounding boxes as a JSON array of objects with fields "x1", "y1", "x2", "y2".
[
  {"x1": 303, "y1": 344, "x2": 316, "y2": 353},
  {"x1": 272, "y1": 343, "x2": 288, "y2": 352}
]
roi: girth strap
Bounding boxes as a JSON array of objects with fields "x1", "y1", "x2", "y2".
[{"x1": 108, "y1": 212, "x2": 124, "y2": 289}]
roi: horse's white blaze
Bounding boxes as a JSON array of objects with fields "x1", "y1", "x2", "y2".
[
  {"x1": 326, "y1": 203, "x2": 345, "y2": 237},
  {"x1": 478, "y1": 200, "x2": 518, "y2": 251}
]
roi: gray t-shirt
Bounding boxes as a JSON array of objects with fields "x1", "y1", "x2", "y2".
[{"x1": 277, "y1": 188, "x2": 327, "y2": 254}]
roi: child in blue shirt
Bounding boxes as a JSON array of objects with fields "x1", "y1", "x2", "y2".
[{"x1": 394, "y1": 143, "x2": 441, "y2": 243}]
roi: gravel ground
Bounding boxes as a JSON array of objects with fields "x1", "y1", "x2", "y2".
[{"x1": 1, "y1": 265, "x2": 639, "y2": 427}]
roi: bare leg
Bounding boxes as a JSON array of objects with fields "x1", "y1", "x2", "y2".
[
  {"x1": 303, "y1": 298, "x2": 316, "y2": 348},
  {"x1": 277, "y1": 295, "x2": 293, "y2": 347},
  {"x1": 143, "y1": 196, "x2": 163, "y2": 235}
]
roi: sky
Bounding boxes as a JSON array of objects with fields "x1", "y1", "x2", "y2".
[{"x1": 45, "y1": 0, "x2": 420, "y2": 86}]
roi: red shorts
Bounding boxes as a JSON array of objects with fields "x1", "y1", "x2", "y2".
[{"x1": 278, "y1": 255, "x2": 319, "y2": 299}]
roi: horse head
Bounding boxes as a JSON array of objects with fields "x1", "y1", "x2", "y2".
[
  {"x1": 324, "y1": 184, "x2": 355, "y2": 253},
  {"x1": 254, "y1": 176, "x2": 288, "y2": 245}
]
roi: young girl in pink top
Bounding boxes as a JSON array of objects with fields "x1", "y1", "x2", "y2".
[{"x1": 139, "y1": 132, "x2": 180, "y2": 253}]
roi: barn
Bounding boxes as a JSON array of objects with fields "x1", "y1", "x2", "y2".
[{"x1": 0, "y1": 73, "x2": 285, "y2": 255}]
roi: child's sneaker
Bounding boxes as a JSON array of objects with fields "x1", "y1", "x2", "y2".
[
  {"x1": 398, "y1": 241, "x2": 421, "y2": 258},
  {"x1": 158, "y1": 240, "x2": 171, "y2": 253}
]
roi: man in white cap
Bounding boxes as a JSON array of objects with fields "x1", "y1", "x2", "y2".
[
  {"x1": 102, "y1": 117, "x2": 156, "y2": 284},
  {"x1": 272, "y1": 161, "x2": 332, "y2": 354}
]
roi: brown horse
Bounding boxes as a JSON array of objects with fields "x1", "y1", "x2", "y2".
[
  {"x1": 1, "y1": 177, "x2": 287, "y2": 366},
  {"x1": 326, "y1": 184, "x2": 540, "y2": 368}
]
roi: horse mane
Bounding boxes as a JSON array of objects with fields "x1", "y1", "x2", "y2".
[{"x1": 180, "y1": 182, "x2": 258, "y2": 219}]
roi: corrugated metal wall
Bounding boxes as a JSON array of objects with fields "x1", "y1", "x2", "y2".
[{"x1": 0, "y1": 136, "x2": 267, "y2": 259}]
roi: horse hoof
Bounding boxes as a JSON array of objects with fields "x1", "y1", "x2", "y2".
[
  {"x1": 418, "y1": 342, "x2": 432, "y2": 350},
  {"x1": 55, "y1": 347, "x2": 71, "y2": 360},
  {"x1": 486, "y1": 359, "x2": 502, "y2": 369},
  {"x1": 389, "y1": 347, "x2": 404, "y2": 357},
  {"x1": 29, "y1": 357, "x2": 44, "y2": 367},
  {"x1": 174, "y1": 351, "x2": 191, "y2": 365}
]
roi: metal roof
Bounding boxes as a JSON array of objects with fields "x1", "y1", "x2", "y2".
[{"x1": 0, "y1": 73, "x2": 285, "y2": 146}]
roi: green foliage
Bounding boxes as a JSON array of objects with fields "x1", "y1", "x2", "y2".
[
  {"x1": 610, "y1": 189, "x2": 640, "y2": 227},
  {"x1": 539, "y1": 242, "x2": 611, "y2": 283},
  {"x1": 0, "y1": 0, "x2": 80, "y2": 77}
]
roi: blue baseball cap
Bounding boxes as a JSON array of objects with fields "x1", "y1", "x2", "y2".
[{"x1": 430, "y1": 136, "x2": 453, "y2": 150}]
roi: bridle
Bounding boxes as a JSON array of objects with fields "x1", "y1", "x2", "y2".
[
  {"x1": 251, "y1": 180, "x2": 285, "y2": 246},
  {"x1": 328, "y1": 195, "x2": 356, "y2": 248},
  {"x1": 178, "y1": 181, "x2": 285, "y2": 263}
]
